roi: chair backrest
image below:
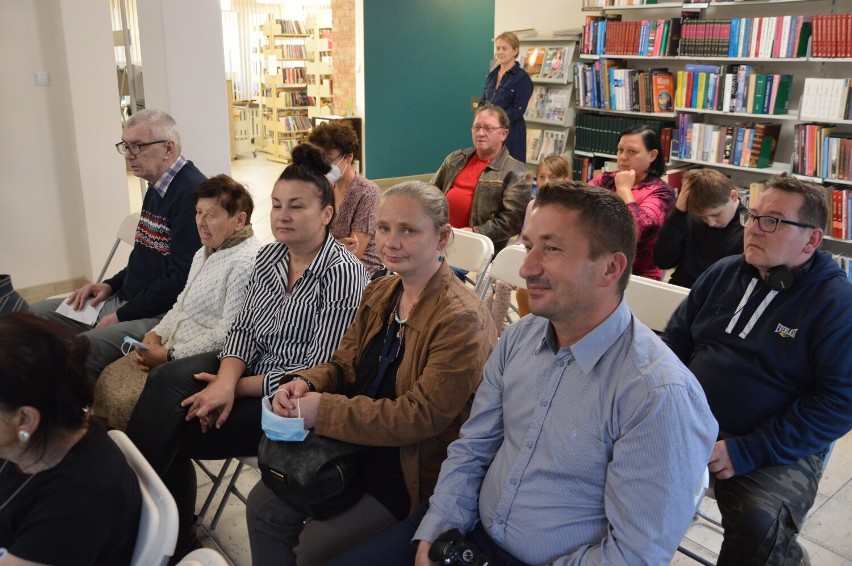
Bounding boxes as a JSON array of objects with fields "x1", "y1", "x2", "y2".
[
  {"x1": 623, "y1": 274, "x2": 690, "y2": 333},
  {"x1": 486, "y1": 245, "x2": 527, "y2": 291},
  {"x1": 96, "y1": 212, "x2": 140, "y2": 283},
  {"x1": 109, "y1": 430, "x2": 179, "y2": 566},
  {"x1": 444, "y1": 228, "x2": 494, "y2": 295},
  {"x1": 176, "y1": 548, "x2": 230, "y2": 566}
]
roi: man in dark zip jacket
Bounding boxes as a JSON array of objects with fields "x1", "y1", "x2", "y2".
[{"x1": 662, "y1": 173, "x2": 852, "y2": 566}]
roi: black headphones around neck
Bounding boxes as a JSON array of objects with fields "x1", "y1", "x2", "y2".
[{"x1": 744, "y1": 256, "x2": 815, "y2": 292}]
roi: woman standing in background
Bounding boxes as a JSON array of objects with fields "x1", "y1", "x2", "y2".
[{"x1": 480, "y1": 31, "x2": 533, "y2": 163}]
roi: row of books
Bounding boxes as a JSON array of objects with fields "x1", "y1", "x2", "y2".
[
  {"x1": 274, "y1": 19, "x2": 307, "y2": 35},
  {"x1": 811, "y1": 15, "x2": 852, "y2": 58},
  {"x1": 280, "y1": 67, "x2": 307, "y2": 83},
  {"x1": 680, "y1": 16, "x2": 812, "y2": 59},
  {"x1": 575, "y1": 112, "x2": 674, "y2": 155},
  {"x1": 581, "y1": 14, "x2": 821, "y2": 59},
  {"x1": 574, "y1": 60, "x2": 674, "y2": 112},
  {"x1": 525, "y1": 87, "x2": 571, "y2": 123},
  {"x1": 674, "y1": 117, "x2": 782, "y2": 169},
  {"x1": 275, "y1": 115, "x2": 312, "y2": 132},
  {"x1": 269, "y1": 44, "x2": 307, "y2": 60},
  {"x1": 526, "y1": 129, "x2": 570, "y2": 163},
  {"x1": 522, "y1": 47, "x2": 571, "y2": 82},
  {"x1": 276, "y1": 91, "x2": 315, "y2": 107},
  {"x1": 582, "y1": 15, "x2": 682, "y2": 57},
  {"x1": 675, "y1": 65, "x2": 793, "y2": 115},
  {"x1": 831, "y1": 252, "x2": 852, "y2": 281},
  {"x1": 792, "y1": 124, "x2": 852, "y2": 181},
  {"x1": 800, "y1": 78, "x2": 852, "y2": 121}
]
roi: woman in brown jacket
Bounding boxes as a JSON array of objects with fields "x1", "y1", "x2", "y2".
[{"x1": 245, "y1": 180, "x2": 498, "y2": 566}]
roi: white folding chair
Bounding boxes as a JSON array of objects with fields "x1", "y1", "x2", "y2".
[
  {"x1": 96, "y1": 212, "x2": 140, "y2": 283},
  {"x1": 623, "y1": 274, "x2": 689, "y2": 333},
  {"x1": 109, "y1": 429, "x2": 179, "y2": 566},
  {"x1": 677, "y1": 467, "x2": 713, "y2": 564},
  {"x1": 481, "y1": 245, "x2": 527, "y2": 297},
  {"x1": 443, "y1": 228, "x2": 494, "y2": 296},
  {"x1": 48, "y1": 212, "x2": 139, "y2": 299},
  {"x1": 176, "y1": 547, "x2": 230, "y2": 566}
]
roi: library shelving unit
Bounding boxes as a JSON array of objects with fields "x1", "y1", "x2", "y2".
[
  {"x1": 259, "y1": 18, "x2": 312, "y2": 164},
  {"x1": 520, "y1": 36, "x2": 579, "y2": 165},
  {"x1": 577, "y1": 0, "x2": 852, "y2": 258},
  {"x1": 305, "y1": 13, "x2": 334, "y2": 119}
]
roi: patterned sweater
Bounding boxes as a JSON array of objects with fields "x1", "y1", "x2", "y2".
[
  {"x1": 104, "y1": 162, "x2": 205, "y2": 320},
  {"x1": 151, "y1": 233, "x2": 261, "y2": 360}
]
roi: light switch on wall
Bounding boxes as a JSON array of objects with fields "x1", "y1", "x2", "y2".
[{"x1": 34, "y1": 71, "x2": 50, "y2": 86}]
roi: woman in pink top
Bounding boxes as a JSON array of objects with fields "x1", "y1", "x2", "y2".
[{"x1": 589, "y1": 125, "x2": 675, "y2": 280}]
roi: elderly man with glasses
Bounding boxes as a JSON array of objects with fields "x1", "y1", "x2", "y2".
[
  {"x1": 431, "y1": 104, "x2": 532, "y2": 253},
  {"x1": 31, "y1": 109, "x2": 205, "y2": 383},
  {"x1": 662, "y1": 173, "x2": 852, "y2": 566}
]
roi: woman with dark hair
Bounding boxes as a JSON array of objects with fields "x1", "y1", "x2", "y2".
[
  {"x1": 589, "y1": 125, "x2": 675, "y2": 280},
  {"x1": 125, "y1": 144, "x2": 369, "y2": 556},
  {"x1": 0, "y1": 313, "x2": 141, "y2": 565},
  {"x1": 309, "y1": 122, "x2": 383, "y2": 277},
  {"x1": 480, "y1": 31, "x2": 534, "y2": 162},
  {"x1": 95, "y1": 174, "x2": 262, "y2": 431},
  {"x1": 245, "y1": 181, "x2": 497, "y2": 565}
]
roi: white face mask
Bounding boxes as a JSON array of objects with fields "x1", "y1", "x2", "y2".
[{"x1": 325, "y1": 155, "x2": 349, "y2": 185}]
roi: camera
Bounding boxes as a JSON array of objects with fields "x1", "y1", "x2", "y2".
[{"x1": 428, "y1": 528, "x2": 489, "y2": 566}]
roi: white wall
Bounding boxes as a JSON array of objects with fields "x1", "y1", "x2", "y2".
[
  {"x1": 0, "y1": 0, "x2": 230, "y2": 291},
  {"x1": 0, "y1": 0, "x2": 129, "y2": 289},
  {"x1": 137, "y1": 1, "x2": 231, "y2": 178},
  {"x1": 495, "y1": 0, "x2": 584, "y2": 37}
]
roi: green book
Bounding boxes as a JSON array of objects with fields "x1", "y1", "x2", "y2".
[
  {"x1": 773, "y1": 75, "x2": 793, "y2": 115},
  {"x1": 796, "y1": 22, "x2": 812, "y2": 58},
  {"x1": 752, "y1": 75, "x2": 768, "y2": 116}
]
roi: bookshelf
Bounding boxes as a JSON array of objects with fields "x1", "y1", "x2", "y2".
[
  {"x1": 520, "y1": 36, "x2": 579, "y2": 165},
  {"x1": 259, "y1": 18, "x2": 312, "y2": 164},
  {"x1": 576, "y1": 0, "x2": 852, "y2": 259},
  {"x1": 305, "y1": 13, "x2": 334, "y2": 119}
]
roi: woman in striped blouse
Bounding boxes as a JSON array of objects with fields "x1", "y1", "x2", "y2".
[
  {"x1": 125, "y1": 144, "x2": 369, "y2": 556},
  {"x1": 245, "y1": 181, "x2": 498, "y2": 565}
]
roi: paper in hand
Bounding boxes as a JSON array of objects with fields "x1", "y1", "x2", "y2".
[{"x1": 55, "y1": 297, "x2": 104, "y2": 326}]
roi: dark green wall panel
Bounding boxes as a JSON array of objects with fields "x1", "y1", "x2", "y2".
[{"x1": 364, "y1": 0, "x2": 494, "y2": 179}]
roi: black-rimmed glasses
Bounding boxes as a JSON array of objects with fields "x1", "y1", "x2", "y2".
[
  {"x1": 115, "y1": 140, "x2": 167, "y2": 156},
  {"x1": 739, "y1": 211, "x2": 816, "y2": 233}
]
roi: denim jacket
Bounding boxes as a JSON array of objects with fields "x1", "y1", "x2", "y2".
[{"x1": 431, "y1": 146, "x2": 532, "y2": 251}]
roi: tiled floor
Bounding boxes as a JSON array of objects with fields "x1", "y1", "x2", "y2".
[{"x1": 164, "y1": 154, "x2": 852, "y2": 565}]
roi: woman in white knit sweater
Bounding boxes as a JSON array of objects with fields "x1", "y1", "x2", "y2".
[{"x1": 94, "y1": 174, "x2": 261, "y2": 430}]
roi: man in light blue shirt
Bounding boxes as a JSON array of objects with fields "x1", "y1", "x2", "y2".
[{"x1": 331, "y1": 182, "x2": 718, "y2": 566}]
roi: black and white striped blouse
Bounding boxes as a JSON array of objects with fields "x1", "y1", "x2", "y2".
[{"x1": 219, "y1": 233, "x2": 368, "y2": 397}]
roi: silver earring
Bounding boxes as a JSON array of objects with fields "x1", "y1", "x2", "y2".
[{"x1": 18, "y1": 430, "x2": 30, "y2": 443}]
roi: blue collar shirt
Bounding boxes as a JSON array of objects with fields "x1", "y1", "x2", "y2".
[{"x1": 416, "y1": 299, "x2": 717, "y2": 565}]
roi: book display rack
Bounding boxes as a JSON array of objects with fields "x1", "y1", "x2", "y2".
[
  {"x1": 521, "y1": 37, "x2": 579, "y2": 164},
  {"x1": 259, "y1": 18, "x2": 312, "y2": 164},
  {"x1": 577, "y1": 0, "x2": 852, "y2": 265}
]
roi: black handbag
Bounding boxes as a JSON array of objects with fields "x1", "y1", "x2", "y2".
[{"x1": 258, "y1": 431, "x2": 364, "y2": 520}]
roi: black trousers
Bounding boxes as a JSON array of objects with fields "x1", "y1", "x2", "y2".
[{"x1": 125, "y1": 352, "x2": 263, "y2": 551}]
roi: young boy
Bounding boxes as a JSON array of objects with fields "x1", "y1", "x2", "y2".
[{"x1": 654, "y1": 168, "x2": 746, "y2": 288}]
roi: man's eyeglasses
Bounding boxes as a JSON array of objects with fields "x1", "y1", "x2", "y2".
[
  {"x1": 471, "y1": 125, "x2": 504, "y2": 133},
  {"x1": 739, "y1": 211, "x2": 816, "y2": 233},
  {"x1": 115, "y1": 140, "x2": 167, "y2": 156}
]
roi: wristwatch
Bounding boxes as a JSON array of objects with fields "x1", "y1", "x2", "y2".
[{"x1": 289, "y1": 375, "x2": 316, "y2": 392}]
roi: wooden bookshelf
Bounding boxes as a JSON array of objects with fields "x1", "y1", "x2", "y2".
[
  {"x1": 259, "y1": 18, "x2": 312, "y2": 164},
  {"x1": 305, "y1": 13, "x2": 334, "y2": 119}
]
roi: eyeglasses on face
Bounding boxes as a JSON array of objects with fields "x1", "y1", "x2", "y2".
[
  {"x1": 115, "y1": 140, "x2": 167, "y2": 156},
  {"x1": 471, "y1": 124, "x2": 504, "y2": 133},
  {"x1": 739, "y1": 211, "x2": 816, "y2": 233}
]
